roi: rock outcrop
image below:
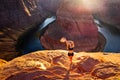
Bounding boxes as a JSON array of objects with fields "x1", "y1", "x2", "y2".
[
  {"x1": 0, "y1": 50, "x2": 120, "y2": 80},
  {"x1": 77, "y1": 56, "x2": 100, "y2": 72},
  {"x1": 0, "y1": 59, "x2": 7, "y2": 67},
  {"x1": 40, "y1": 0, "x2": 105, "y2": 52}
]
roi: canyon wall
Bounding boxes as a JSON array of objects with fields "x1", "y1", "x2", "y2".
[
  {"x1": 40, "y1": 0, "x2": 105, "y2": 52},
  {"x1": 0, "y1": 0, "x2": 61, "y2": 27},
  {"x1": 90, "y1": 0, "x2": 120, "y2": 31},
  {"x1": 0, "y1": 0, "x2": 61, "y2": 60},
  {"x1": 0, "y1": 0, "x2": 120, "y2": 60}
]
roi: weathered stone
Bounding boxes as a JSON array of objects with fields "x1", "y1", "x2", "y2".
[
  {"x1": 77, "y1": 56, "x2": 100, "y2": 72},
  {"x1": 0, "y1": 59, "x2": 7, "y2": 67},
  {"x1": 92, "y1": 62, "x2": 120, "y2": 79},
  {"x1": 0, "y1": 50, "x2": 120, "y2": 80}
]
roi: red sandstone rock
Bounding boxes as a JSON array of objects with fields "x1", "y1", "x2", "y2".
[
  {"x1": 0, "y1": 50, "x2": 120, "y2": 80},
  {"x1": 5, "y1": 68, "x2": 55, "y2": 80},
  {"x1": 40, "y1": 0, "x2": 99, "y2": 52},
  {"x1": 77, "y1": 56, "x2": 100, "y2": 72},
  {"x1": 92, "y1": 62, "x2": 120, "y2": 79}
]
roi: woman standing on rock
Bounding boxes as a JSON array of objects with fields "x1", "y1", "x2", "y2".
[{"x1": 60, "y1": 37, "x2": 75, "y2": 64}]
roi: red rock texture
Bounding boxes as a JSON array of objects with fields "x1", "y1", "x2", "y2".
[
  {"x1": 0, "y1": 59, "x2": 7, "y2": 67},
  {"x1": 5, "y1": 68, "x2": 62, "y2": 80},
  {"x1": 0, "y1": 50, "x2": 120, "y2": 80},
  {"x1": 92, "y1": 62, "x2": 120, "y2": 79},
  {"x1": 40, "y1": 0, "x2": 100, "y2": 52},
  {"x1": 77, "y1": 56, "x2": 100, "y2": 72}
]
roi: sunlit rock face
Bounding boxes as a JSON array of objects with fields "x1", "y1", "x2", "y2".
[
  {"x1": 0, "y1": 50, "x2": 120, "y2": 80},
  {"x1": 0, "y1": 59, "x2": 7, "y2": 67},
  {"x1": 92, "y1": 62, "x2": 120, "y2": 79},
  {"x1": 40, "y1": 0, "x2": 102, "y2": 52}
]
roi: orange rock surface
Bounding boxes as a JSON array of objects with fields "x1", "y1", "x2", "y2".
[{"x1": 0, "y1": 50, "x2": 120, "y2": 80}]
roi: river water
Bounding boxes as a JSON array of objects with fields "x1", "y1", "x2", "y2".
[
  {"x1": 94, "y1": 20, "x2": 120, "y2": 52},
  {"x1": 17, "y1": 16, "x2": 120, "y2": 54},
  {"x1": 17, "y1": 16, "x2": 56, "y2": 54}
]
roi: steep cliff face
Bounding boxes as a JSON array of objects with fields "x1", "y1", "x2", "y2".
[
  {"x1": 38, "y1": 0, "x2": 61, "y2": 14},
  {"x1": 40, "y1": 0, "x2": 104, "y2": 52},
  {"x1": 0, "y1": 0, "x2": 61, "y2": 60},
  {"x1": 0, "y1": 0, "x2": 61, "y2": 27}
]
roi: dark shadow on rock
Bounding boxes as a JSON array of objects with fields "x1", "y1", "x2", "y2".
[{"x1": 63, "y1": 63, "x2": 73, "y2": 80}]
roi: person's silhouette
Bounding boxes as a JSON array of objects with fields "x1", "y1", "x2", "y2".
[{"x1": 60, "y1": 37, "x2": 75, "y2": 63}]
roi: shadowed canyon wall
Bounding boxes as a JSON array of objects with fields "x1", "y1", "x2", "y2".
[
  {"x1": 0, "y1": 0, "x2": 61, "y2": 60},
  {"x1": 0, "y1": 0, "x2": 61, "y2": 27}
]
